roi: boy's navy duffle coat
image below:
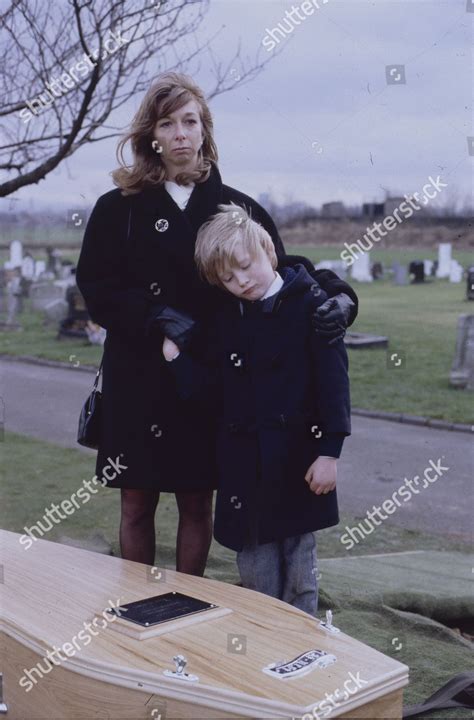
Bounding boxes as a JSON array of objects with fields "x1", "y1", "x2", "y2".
[
  {"x1": 76, "y1": 161, "x2": 357, "y2": 491},
  {"x1": 170, "y1": 264, "x2": 351, "y2": 551}
]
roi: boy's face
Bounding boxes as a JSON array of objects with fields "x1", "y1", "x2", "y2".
[{"x1": 217, "y1": 241, "x2": 276, "y2": 301}]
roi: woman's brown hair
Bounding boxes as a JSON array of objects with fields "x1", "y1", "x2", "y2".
[{"x1": 112, "y1": 72, "x2": 218, "y2": 194}]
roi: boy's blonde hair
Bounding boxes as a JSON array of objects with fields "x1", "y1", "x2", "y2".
[{"x1": 195, "y1": 203, "x2": 278, "y2": 287}]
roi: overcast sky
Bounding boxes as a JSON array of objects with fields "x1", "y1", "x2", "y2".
[{"x1": 5, "y1": 0, "x2": 473, "y2": 213}]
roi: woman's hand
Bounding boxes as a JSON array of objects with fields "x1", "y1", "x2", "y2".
[
  {"x1": 305, "y1": 456, "x2": 337, "y2": 495},
  {"x1": 162, "y1": 336, "x2": 180, "y2": 362}
]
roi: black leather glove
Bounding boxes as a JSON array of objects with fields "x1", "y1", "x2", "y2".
[
  {"x1": 150, "y1": 305, "x2": 196, "y2": 351},
  {"x1": 311, "y1": 293, "x2": 355, "y2": 342}
]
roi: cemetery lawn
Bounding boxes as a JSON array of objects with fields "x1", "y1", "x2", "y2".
[
  {"x1": 2, "y1": 431, "x2": 471, "y2": 583},
  {"x1": 1, "y1": 248, "x2": 473, "y2": 424}
]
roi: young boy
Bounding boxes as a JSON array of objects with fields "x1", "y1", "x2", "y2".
[{"x1": 162, "y1": 204, "x2": 351, "y2": 616}]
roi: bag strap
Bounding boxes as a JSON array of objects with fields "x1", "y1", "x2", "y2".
[
  {"x1": 91, "y1": 205, "x2": 132, "y2": 387},
  {"x1": 92, "y1": 356, "x2": 104, "y2": 390},
  {"x1": 403, "y1": 672, "x2": 474, "y2": 718}
]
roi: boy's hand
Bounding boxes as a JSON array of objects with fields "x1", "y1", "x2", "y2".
[
  {"x1": 305, "y1": 456, "x2": 337, "y2": 495},
  {"x1": 162, "y1": 336, "x2": 180, "y2": 362}
]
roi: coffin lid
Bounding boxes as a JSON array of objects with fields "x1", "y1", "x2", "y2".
[{"x1": 0, "y1": 530, "x2": 408, "y2": 718}]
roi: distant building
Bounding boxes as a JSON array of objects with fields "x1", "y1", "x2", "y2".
[
  {"x1": 383, "y1": 197, "x2": 406, "y2": 216},
  {"x1": 363, "y1": 196, "x2": 428, "y2": 220},
  {"x1": 362, "y1": 202, "x2": 384, "y2": 219},
  {"x1": 321, "y1": 201, "x2": 346, "y2": 218}
]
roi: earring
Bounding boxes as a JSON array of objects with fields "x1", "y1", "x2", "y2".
[{"x1": 151, "y1": 140, "x2": 163, "y2": 154}]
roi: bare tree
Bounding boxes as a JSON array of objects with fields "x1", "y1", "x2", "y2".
[{"x1": 0, "y1": 0, "x2": 280, "y2": 197}]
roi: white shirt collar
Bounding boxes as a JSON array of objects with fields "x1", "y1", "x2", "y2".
[
  {"x1": 164, "y1": 180, "x2": 195, "y2": 210},
  {"x1": 261, "y1": 271, "x2": 283, "y2": 300},
  {"x1": 239, "y1": 271, "x2": 283, "y2": 314}
]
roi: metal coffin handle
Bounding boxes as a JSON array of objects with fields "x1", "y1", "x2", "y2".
[{"x1": 0, "y1": 674, "x2": 7, "y2": 713}]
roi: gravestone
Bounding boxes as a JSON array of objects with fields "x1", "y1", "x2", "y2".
[
  {"x1": 34, "y1": 260, "x2": 46, "y2": 279},
  {"x1": 351, "y1": 253, "x2": 372, "y2": 282},
  {"x1": 436, "y1": 243, "x2": 452, "y2": 279},
  {"x1": 46, "y1": 247, "x2": 62, "y2": 276},
  {"x1": 449, "y1": 260, "x2": 463, "y2": 283},
  {"x1": 43, "y1": 299, "x2": 69, "y2": 326},
  {"x1": 58, "y1": 262, "x2": 75, "y2": 281},
  {"x1": 450, "y1": 315, "x2": 474, "y2": 390},
  {"x1": 21, "y1": 254, "x2": 35, "y2": 281},
  {"x1": 30, "y1": 282, "x2": 65, "y2": 312},
  {"x1": 423, "y1": 260, "x2": 434, "y2": 277},
  {"x1": 314, "y1": 260, "x2": 347, "y2": 280},
  {"x1": 409, "y1": 260, "x2": 425, "y2": 283},
  {"x1": 344, "y1": 332, "x2": 388, "y2": 349},
  {"x1": 467, "y1": 267, "x2": 474, "y2": 301},
  {"x1": 0, "y1": 271, "x2": 5, "y2": 314},
  {"x1": 9, "y1": 240, "x2": 23, "y2": 268},
  {"x1": 392, "y1": 262, "x2": 408, "y2": 286},
  {"x1": 57, "y1": 284, "x2": 90, "y2": 339},
  {"x1": 371, "y1": 262, "x2": 384, "y2": 280},
  {"x1": 0, "y1": 265, "x2": 22, "y2": 330}
]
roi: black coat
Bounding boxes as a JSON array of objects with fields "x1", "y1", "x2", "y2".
[
  {"x1": 170, "y1": 264, "x2": 351, "y2": 550},
  {"x1": 76, "y1": 162, "x2": 357, "y2": 491}
]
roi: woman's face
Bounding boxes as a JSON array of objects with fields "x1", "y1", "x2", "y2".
[{"x1": 152, "y1": 99, "x2": 204, "y2": 181}]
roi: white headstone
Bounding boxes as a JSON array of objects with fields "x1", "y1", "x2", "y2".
[
  {"x1": 314, "y1": 260, "x2": 347, "y2": 280},
  {"x1": 436, "y1": 243, "x2": 452, "y2": 278},
  {"x1": 9, "y1": 240, "x2": 23, "y2": 267},
  {"x1": 351, "y1": 253, "x2": 373, "y2": 282},
  {"x1": 449, "y1": 260, "x2": 463, "y2": 283},
  {"x1": 21, "y1": 255, "x2": 35, "y2": 280},
  {"x1": 34, "y1": 260, "x2": 46, "y2": 279},
  {"x1": 423, "y1": 260, "x2": 434, "y2": 277}
]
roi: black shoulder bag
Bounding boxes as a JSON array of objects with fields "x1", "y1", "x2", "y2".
[{"x1": 77, "y1": 358, "x2": 103, "y2": 449}]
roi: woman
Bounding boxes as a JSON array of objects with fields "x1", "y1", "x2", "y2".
[{"x1": 76, "y1": 72, "x2": 358, "y2": 575}]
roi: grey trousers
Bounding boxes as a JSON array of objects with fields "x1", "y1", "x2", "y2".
[{"x1": 236, "y1": 532, "x2": 318, "y2": 616}]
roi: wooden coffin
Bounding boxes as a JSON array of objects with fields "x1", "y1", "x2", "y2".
[{"x1": 0, "y1": 529, "x2": 409, "y2": 718}]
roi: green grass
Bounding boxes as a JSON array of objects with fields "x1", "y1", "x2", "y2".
[
  {"x1": 3, "y1": 432, "x2": 472, "y2": 720},
  {"x1": 1, "y1": 245, "x2": 473, "y2": 423},
  {"x1": 348, "y1": 279, "x2": 473, "y2": 424},
  {"x1": 0, "y1": 306, "x2": 102, "y2": 367},
  {"x1": 1, "y1": 432, "x2": 470, "y2": 581}
]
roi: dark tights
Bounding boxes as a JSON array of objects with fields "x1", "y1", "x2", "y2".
[{"x1": 119, "y1": 488, "x2": 213, "y2": 576}]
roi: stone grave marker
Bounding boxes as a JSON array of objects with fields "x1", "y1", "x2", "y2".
[
  {"x1": 43, "y1": 299, "x2": 69, "y2": 326},
  {"x1": 9, "y1": 240, "x2": 23, "y2": 268},
  {"x1": 436, "y1": 243, "x2": 452, "y2": 279},
  {"x1": 351, "y1": 253, "x2": 372, "y2": 282},
  {"x1": 467, "y1": 267, "x2": 474, "y2": 301},
  {"x1": 314, "y1": 260, "x2": 347, "y2": 280},
  {"x1": 423, "y1": 259, "x2": 434, "y2": 277},
  {"x1": 30, "y1": 282, "x2": 65, "y2": 312},
  {"x1": 450, "y1": 314, "x2": 474, "y2": 391},
  {"x1": 392, "y1": 262, "x2": 408, "y2": 285},
  {"x1": 449, "y1": 260, "x2": 463, "y2": 283}
]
